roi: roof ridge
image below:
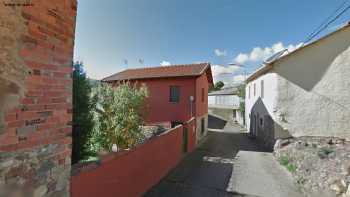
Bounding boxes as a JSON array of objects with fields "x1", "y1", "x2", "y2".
[{"x1": 125, "y1": 62, "x2": 209, "y2": 71}]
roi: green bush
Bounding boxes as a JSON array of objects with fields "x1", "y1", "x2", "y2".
[{"x1": 87, "y1": 82, "x2": 149, "y2": 155}]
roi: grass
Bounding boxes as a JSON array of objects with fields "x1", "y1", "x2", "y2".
[{"x1": 279, "y1": 155, "x2": 297, "y2": 173}]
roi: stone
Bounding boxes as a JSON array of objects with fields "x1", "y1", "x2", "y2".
[
  {"x1": 274, "y1": 139, "x2": 282, "y2": 150},
  {"x1": 56, "y1": 169, "x2": 70, "y2": 191},
  {"x1": 16, "y1": 126, "x2": 36, "y2": 137},
  {"x1": 0, "y1": 159, "x2": 14, "y2": 168},
  {"x1": 33, "y1": 185, "x2": 47, "y2": 197},
  {"x1": 345, "y1": 186, "x2": 350, "y2": 197},
  {"x1": 342, "y1": 162, "x2": 350, "y2": 176},
  {"x1": 330, "y1": 180, "x2": 347, "y2": 195}
]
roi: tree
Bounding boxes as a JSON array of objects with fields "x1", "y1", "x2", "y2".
[
  {"x1": 87, "y1": 82, "x2": 149, "y2": 154},
  {"x1": 237, "y1": 84, "x2": 246, "y2": 125},
  {"x1": 209, "y1": 81, "x2": 225, "y2": 92},
  {"x1": 72, "y1": 62, "x2": 96, "y2": 163}
]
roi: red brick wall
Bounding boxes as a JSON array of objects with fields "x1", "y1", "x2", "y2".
[
  {"x1": 0, "y1": 1, "x2": 77, "y2": 196},
  {"x1": 71, "y1": 125, "x2": 185, "y2": 197}
]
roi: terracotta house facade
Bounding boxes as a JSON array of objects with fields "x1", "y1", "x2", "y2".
[{"x1": 102, "y1": 63, "x2": 213, "y2": 144}]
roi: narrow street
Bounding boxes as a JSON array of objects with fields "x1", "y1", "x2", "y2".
[{"x1": 145, "y1": 122, "x2": 302, "y2": 197}]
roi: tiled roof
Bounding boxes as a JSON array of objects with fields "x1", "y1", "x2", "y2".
[{"x1": 102, "y1": 63, "x2": 212, "y2": 82}]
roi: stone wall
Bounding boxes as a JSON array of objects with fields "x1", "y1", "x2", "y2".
[{"x1": 0, "y1": 1, "x2": 77, "y2": 196}]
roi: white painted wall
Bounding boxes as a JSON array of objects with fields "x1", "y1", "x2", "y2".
[
  {"x1": 245, "y1": 73, "x2": 278, "y2": 134},
  {"x1": 208, "y1": 95, "x2": 240, "y2": 109},
  {"x1": 236, "y1": 110, "x2": 244, "y2": 126}
]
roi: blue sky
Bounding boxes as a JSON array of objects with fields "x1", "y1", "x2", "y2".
[{"x1": 74, "y1": 0, "x2": 350, "y2": 85}]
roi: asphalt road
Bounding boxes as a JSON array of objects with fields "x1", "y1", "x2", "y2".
[{"x1": 144, "y1": 123, "x2": 302, "y2": 197}]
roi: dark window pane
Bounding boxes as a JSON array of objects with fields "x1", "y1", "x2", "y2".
[{"x1": 170, "y1": 86, "x2": 180, "y2": 103}]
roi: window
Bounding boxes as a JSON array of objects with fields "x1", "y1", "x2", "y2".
[
  {"x1": 169, "y1": 86, "x2": 180, "y2": 103},
  {"x1": 254, "y1": 83, "x2": 256, "y2": 96},
  {"x1": 201, "y1": 88, "x2": 205, "y2": 102},
  {"x1": 261, "y1": 80, "x2": 264, "y2": 98},
  {"x1": 201, "y1": 118, "x2": 205, "y2": 134}
]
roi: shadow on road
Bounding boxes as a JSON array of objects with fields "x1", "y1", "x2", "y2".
[
  {"x1": 208, "y1": 113, "x2": 228, "y2": 129},
  {"x1": 144, "y1": 120, "x2": 270, "y2": 197}
]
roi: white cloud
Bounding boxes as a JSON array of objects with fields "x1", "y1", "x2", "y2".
[
  {"x1": 214, "y1": 49, "x2": 227, "y2": 57},
  {"x1": 233, "y1": 42, "x2": 303, "y2": 64},
  {"x1": 215, "y1": 74, "x2": 246, "y2": 87},
  {"x1": 232, "y1": 75, "x2": 246, "y2": 84},
  {"x1": 211, "y1": 64, "x2": 241, "y2": 77},
  {"x1": 234, "y1": 53, "x2": 249, "y2": 64},
  {"x1": 160, "y1": 61, "x2": 171, "y2": 66}
]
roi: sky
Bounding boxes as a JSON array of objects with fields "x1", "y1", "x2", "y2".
[{"x1": 74, "y1": 0, "x2": 350, "y2": 86}]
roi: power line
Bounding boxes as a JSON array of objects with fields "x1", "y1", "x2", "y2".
[
  {"x1": 303, "y1": 0, "x2": 350, "y2": 44},
  {"x1": 304, "y1": 0, "x2": 349, "y2": 42}
]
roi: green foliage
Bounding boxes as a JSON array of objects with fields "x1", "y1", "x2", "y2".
[
  {"x1": 72, "y1": 62, "x2": 96, "y2": 163},
  {"x1": 279, "y1": 155, "x2": 290, "y2": 166},
  {"x1": 87, "y1": 82, "x2": 149, "y2": 154},
  {"x1": 286, "y1": 163, "x2": 297, "y2": 173},
  {"x1": 237, "y1": 84, "x2": 246, "y2": 125},
  {"x1": 279, "y1": 155, "x2": 297, "y2": 173},
  {"x1": 209, "y1": 81, "x2": 225, "y2": 92}
]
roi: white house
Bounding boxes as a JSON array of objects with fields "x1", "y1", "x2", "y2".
[
  {"x1": 245, "y1": 22, "x2": 350, "y2": 149},
  {"x1": 208, "y1": 87, "x2": 244, "y2": 125}
]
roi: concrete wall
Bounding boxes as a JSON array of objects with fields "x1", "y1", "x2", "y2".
[
  {"x1": 273, "y1": 26, "x2": 350, "y2": 139},
  {"x1": 0, "y1": 1, "x2": 77, "y2": 196},
  {"x1": 71, "y1": 122, "x2": 196, "y2": 197}
]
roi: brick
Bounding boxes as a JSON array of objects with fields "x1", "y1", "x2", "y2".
[
  {"x1": 4, "y1": 114, "x2": 17, "y2": 122},
  {"x1": 18, "y1": 111, "x2": 40, "y2": 120},
  {"x1": 52, "y1": 97, "x2": 67, "y2": 103},
  {"x1": 16, "y1": 126, "x2": 37, "y2": 137},
  {"x1": 7, "y1": 120, "x2": 25, "y2": 128},
  {"x1": 21, "y1": 98, "x2": 35, "y2": 104}
]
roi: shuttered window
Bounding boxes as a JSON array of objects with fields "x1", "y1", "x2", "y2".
[{"x1": 169, "y1": 86, "x2": 180, "y2": 103}]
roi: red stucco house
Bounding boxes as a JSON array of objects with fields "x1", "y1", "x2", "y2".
[{"x1": 102, "y1": 63, "x2": 213, "y2": 144}]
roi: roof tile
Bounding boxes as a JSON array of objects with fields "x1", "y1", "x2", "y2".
[{"x1": 102, "y1": 63, "x2": 211, "y2": 82}]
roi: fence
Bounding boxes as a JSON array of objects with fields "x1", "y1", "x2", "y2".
[{"x1": 71, "y1": 118, "x2": 196, "y2": 197}]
